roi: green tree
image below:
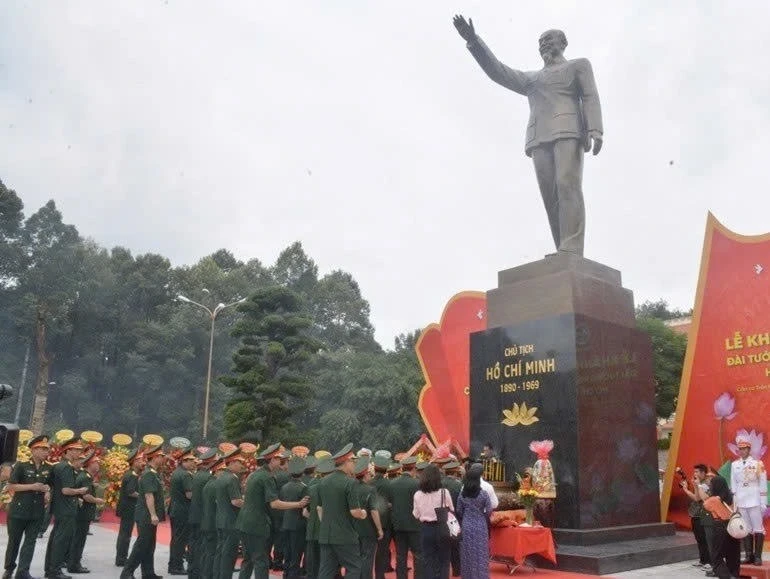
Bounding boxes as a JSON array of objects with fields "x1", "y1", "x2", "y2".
[
  {"x1": 636, "y1": 300, "x2": 691, "y2": 321},
  {"x1": 222, "y1": 286, "x2": 320, "y2": 442},
  {"x1": 636, "y1": 316, "x2": 687, "y2": 418},
  {"x1": 16, "y1": 201, "x2": 82, "y2": 432},
  {"x1": 311, "y1": 270, "x2": 379, "y2": 352}
]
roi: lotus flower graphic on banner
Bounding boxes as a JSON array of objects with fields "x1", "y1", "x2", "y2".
[{"x1": 416, "y1": 292, "x2": 487, "y2": 452}]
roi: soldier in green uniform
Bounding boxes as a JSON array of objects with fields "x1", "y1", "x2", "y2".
[
  {"x1": 372, "y1": 455, "x2": 392, "y2": 579},
  {"x1": 442, "y1": 461, "x2": 463, "y2": 577},
  {"x1": 299, "y1": 457, "x2": 317, "y2": 577},
  {"x1": 201, "y1": 458, "x2": 226, "y2": 579},
  {"x1": 388, "y1": 456, "x2": 422, "y2": 579},
  {"x1": 354, "y1": 457, "x2": 384, "y2": 579},
  {"x1": 168, "y1": 447, "x2": 196, "y2": 575},
  {"x1": 270, "y1": 450, "x2": 290, "y2": 571},
  {"x1": 44, "y1": 438, "x2": 88, "y2": 579},
  {"x1": 237, "y1": 443, "x2": 309, "y2": 579},
  {"x1": 306, "y1": 458, "x2": 333, "y2": 579},
  {"x1": 68, "y1": 450, "x2": 105, "y2": 573},
  {"x1": 318, "y1": 443, "x2": 368, "y2": 579},
  {"x1": 280, "y1": 457, "x2": 310, "y2": 579},
  {"x1": 115, "y1": 449, "x2": 145, "y2": 567},
  {"x1": 187, "y1": 449, "x2": 218, "y2": 579},
  {"x1": 215, "y1": 448, "x2": 247, "y2": 579},
  {"x1": 3, "y1": 435, "x2": 52, "y2": 579},
  {"x1": 121, "y1": 444, "x2": 167, "y2": 579}
]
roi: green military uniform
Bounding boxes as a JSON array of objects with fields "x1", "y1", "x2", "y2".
[
  {"x1": 168, "y1": 460, "x2": 194, "y2": 573},
  {"x1": 271, "y1": 467, "x2": 290, "y2": 569},
  {"x1": 305, "y1": 461, "x2": 331, "y2": 579},
  {"x1": 355, "y1": 458, "x2": 379, "y2": 579},
  {"x1": 68, "y1": 465, "x2": 96, "y2": 572},
  {"x1": 318, "y1": 444, "x2": 361, "y2": 579},
  {"x1": 3, "y1": 437, "x2": 52, "y2": 578},
  {"x1": 215, "y1": 451, "x2": 244, "y2": 579},
  {"x1": 237, "y1": 443, "x2": 282, "y2": 579},
  {"x1": 188, "y1": 449, "x2": 217, "y2": 579},
  {"x1": 388, "y1": 458, "x2": 422, "y2": 579},
  {"x1": 280, "y1": 459, "x2": 309, "y2": 579},
  {"x1": 115, "y1": 455, "x2": 140, "y2": 566},
  {"x1": 200, "y1": 464, "x2": 223, "y2": 579},
  {"x1": 372, "y1": 457, "x2": 393, "y2": 579},
  {"x1": 123, "y1": 446, "x2": 167, "y2": 579},
  {"x1": 44, "y1": 439, "x2": 85, "y2": 578},
  {"x1": 442, "y1": 464, "x2": 463, "y2": 577}
]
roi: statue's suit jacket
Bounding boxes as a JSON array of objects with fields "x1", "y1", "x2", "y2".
[{"x1": 467, "y1": 37, "x2": 603, "y2": 157}]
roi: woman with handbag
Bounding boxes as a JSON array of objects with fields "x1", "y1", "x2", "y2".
[
  {"x1": 456, "y1": 466, "x2": 493, "y2": 579},
  {"x1": 703, "y1": 475, "x2": 741, "y2": 579},
  {"x1": 412, "y1": 465, "x2": 454, "y2": 579}
]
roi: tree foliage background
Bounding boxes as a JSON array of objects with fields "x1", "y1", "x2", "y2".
[
  {"x1": 0, "y1": 180, "x2": 424, "y2": 449},
  {"x1": 0, "y1": 178, "x2": 689, "y2": 448}
]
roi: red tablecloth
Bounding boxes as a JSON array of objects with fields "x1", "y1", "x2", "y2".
[{"x1": 489, "y1": 525, "x2": 557, "y2": 565}]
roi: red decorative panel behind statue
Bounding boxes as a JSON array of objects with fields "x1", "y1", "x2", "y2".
[
  {"x1": 663, "y1": 214, "x2": 770, "y2": 526},
  {"x1": 417, "y1": 292, "x2": 487, "y2": 453}
]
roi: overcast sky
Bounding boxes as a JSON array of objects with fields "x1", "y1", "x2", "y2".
[{"x1": 1, "y1": 1, "x2": 769, "y2": 346}]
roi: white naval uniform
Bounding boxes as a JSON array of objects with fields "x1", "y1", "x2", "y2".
[{"x1": 730, "y1": 455, "x2": 768, "y2": 533}]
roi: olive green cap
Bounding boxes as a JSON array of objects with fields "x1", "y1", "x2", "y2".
[
  {"x1": 415, "y1": 461, "x2": 429, "y2": 471},
  {"x1": 400, "y1": 456, "x2": 418, "y2": 469},
  {"x1": 332, "y1": 443, "x2": 355, "y2": 465},
  {"x1": 304, "y1": 456, "x2": 318, "y2": 471},
  {"x1": 288, "y1": 457, "x2": 306, "y2": 476},
  {"x1": 316, "y1": 458, "x2": 336, "y2": 474},
  {"x1": 373, "y1": 456, "x2": 390, "y2": 471},
  {"x1": 258, "y1": 443, "x2": 282, "y2": 460},
  {"x1": 354, "y1": 457, "x2": 371, "y2": 477}
]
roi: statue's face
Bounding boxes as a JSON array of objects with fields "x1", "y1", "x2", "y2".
[{"x1": 539, "y1": 30, "x2": 566, "y2": 63}]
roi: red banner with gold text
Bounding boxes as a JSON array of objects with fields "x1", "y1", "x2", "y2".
[
  {"x1": 417, "y1": 292, "x2": 487, "y2": 453},
  {"x1": 663, "y1": 214, "x2": 770, "y2": 526}
]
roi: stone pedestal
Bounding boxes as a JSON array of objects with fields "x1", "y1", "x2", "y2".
[{"x1": 470, "y1": 254, "x2": 697, "y2": 573}]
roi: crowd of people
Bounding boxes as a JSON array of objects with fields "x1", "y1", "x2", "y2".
[
  {"x1": 679, "y1": 436, "x2": 768, "y2": 579},
  {"x1": 2, "y1": 435, "x2": 500, "y2": 579}
]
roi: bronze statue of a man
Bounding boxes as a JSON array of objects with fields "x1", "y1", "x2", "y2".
[{"x1": 453, "y1": 16, "x2": 603, "y2": 256}]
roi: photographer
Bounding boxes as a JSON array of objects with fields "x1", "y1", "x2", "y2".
[{"x1": 679, "y1": 464, "x2": 711, "y2": 570}]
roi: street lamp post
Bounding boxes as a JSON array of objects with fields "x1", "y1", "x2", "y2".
[{"x1": 178, "y1": 294, "x2": 246, "y2": 440}]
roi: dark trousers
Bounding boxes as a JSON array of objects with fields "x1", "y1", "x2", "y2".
[
  {"x1": 319, "y1": 543, "x2": 361, "y2": 579},
  {"x1": 124, "y1": 523, "x2": 158, "y2": 577},
  {"x1": 374, "y1": 527, "x2": 392, "y2": 579},
  {"x1": 711, "y1": 522, "x2": 741, "y2": 579},
  {"x1": 394, "y1": 530, "x2": 422, "y2": 579},
  {"x1": 691, "y1": 516, "x2": 710, "y2": 564},
  {"x1": 449, "y1": 539, "x2": 460, "y2": 577},
  {"x1": 240, "y1": 532, "x2": 270, "y2": 579},
  {"x1": 271, "y1": 528, "x2": 287, "y2": 568},
  {"x1": 39, "y1": 506, "x2": 52, "y2": 536},
  {"x1": 115, "y1": 515, "x2": 135, "y2": 564},
  {"x1": 44, "y1": 515, "x2": 76, "y2": 575},
  {"x1": 201, "y1": 530, "x2": 217, "y2": 579},
  {"x1": 68, "y1": 519, "x2": 90, "y2": 569},
  {"x1": 306, "y1": 539, "x2": 320, "y2": 579},
  {"x1": 420, "y1": 523, "x2": 449, "y2": 579},
  {"x1": 4, "y1": 516, "x2": 42, "y2": 572},
  {"x1": 218, "y1": 528, "x2": 241, "y2": 579},
  {"x1": 187, "y1": 523, "x2": 201, "y2": 578},
  {"x1": 285, "y1": 529, "x2": 306, "y2": 578},
  {"x1": 169, "y1": 515, "x2": 189, "y2": 571},
  {"x1": 360, "y1": 537, "x2": 377, "y2": 579}
]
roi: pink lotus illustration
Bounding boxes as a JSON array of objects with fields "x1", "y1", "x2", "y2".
[
  {"x1": 714, "y1": 393, "x2": 737, "y2": 420},
  {"x1": 727, "y1": 429, "x2": 767, "y2": 459}
]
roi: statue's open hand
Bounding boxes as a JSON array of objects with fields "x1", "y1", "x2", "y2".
[
  {"x1": 584, "y1": 130, "x2": 603, "y2": 155},
  {"x1": 453, "y1": 15, "x2": 475, "y2": 43}
]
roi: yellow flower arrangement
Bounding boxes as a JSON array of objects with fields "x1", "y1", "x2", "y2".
[{"x1": 517, "y1": 488, "x2": 539, "y2": 509}]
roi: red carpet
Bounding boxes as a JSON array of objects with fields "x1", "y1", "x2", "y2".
[{"x1": 97, "y1": 521, "x2": 609, "y2": 577}]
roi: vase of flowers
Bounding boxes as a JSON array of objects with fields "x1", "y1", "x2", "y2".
[{"x1": 517, "y1": 488, "x2": 539, "y2": 526}]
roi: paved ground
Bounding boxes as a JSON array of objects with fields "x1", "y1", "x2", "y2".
[
  {"x1": 0, "y1": 521, "x2": 720, "y2": 578},
  {"x1": 0, "y1": 522, "x2": 172, "y2": 578}
]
